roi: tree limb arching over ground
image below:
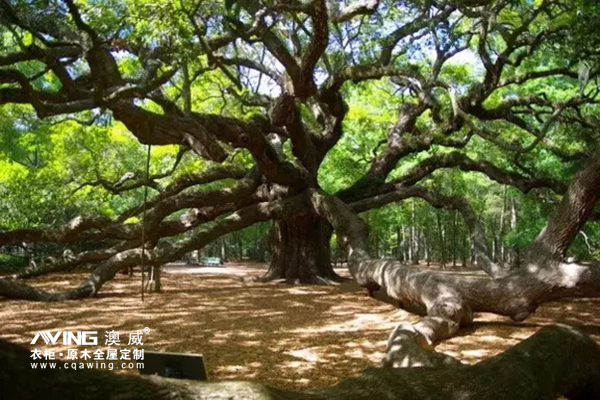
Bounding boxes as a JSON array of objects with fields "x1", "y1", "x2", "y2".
[
  {"x1": 311, "y1": 150, "x2": 600, "y2": 357},
  {"x1": 2, "y1": 0, "x2": 600, "y2": 397}
]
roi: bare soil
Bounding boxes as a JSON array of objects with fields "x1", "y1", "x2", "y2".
[{"x1": 1, "y1": 262, "x2": 599, "y2": 390}]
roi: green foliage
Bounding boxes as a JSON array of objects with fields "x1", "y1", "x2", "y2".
[{"x1": 0, "y1": 253, "x2": 27, "y2": 273}]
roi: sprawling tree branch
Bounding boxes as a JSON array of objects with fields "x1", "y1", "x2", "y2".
[{"x1": 310, "y1": 150, "x2": 600, "y2": 350}]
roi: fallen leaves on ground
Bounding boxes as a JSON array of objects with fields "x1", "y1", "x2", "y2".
[{"x1": 1, "y1": 262, "x2": 599, "y2": 390}]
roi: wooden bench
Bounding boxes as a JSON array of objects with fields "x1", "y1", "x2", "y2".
[{"x1": 200, "y1": 257, "x2": 223, "y2": 267}]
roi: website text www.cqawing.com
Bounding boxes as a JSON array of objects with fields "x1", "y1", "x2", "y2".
[
  {"x1": 29, "y1": 328, "x2": 150, "y2": 372},
  {"x1": 30, "y1": 361, "x2": 144, "y2": 371}
]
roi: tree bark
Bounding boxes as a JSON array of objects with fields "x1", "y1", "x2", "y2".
[
  {"x1": 260, "y1": 212, "x2": 343, "y2": 284},
  {"x1": 527, "y1": 152, "x2": 600, "y2": 262}
]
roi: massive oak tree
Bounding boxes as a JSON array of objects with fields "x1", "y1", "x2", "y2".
[{"x1": 2, "y1": 0, "x2": 600, "y2": 395}]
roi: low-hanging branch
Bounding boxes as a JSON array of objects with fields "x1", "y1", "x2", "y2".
[{"x1": 0, "y1": 195, "x2": 306, "y2": 301}]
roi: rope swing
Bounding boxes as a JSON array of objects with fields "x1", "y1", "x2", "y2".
[{"x1": 140, "y1": 144, "x2": 151, "y2": 301}]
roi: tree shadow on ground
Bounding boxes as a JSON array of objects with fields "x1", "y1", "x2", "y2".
[{"x1": 1, "y1": 262, "x2": 599, "y2": 390}]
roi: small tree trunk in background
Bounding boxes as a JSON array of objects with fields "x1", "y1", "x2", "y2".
[
  {"x1": 258, "y1": 231, "x2": 270, "y2": 263},
  {"x1": 423, "y1": 230, "x2": 430, "y2": 266},
  {"x1": 373, "y1": 225, "x2": 379, "y2": 259},
  {"x1": 402, "y1": 225, "x2": 408, "y2": 263},
  {"x1": 237, "y1": 236, "x2": 243, "y2": 261},
  {"x1": 499, "y1": 186, "x2": 507, "y2": 264},
  {"x1": 414, "y1": 228, "x2": 420, "y2": 264},
  {"x1": 462, "y1": 226, "x2": 467, "y2": 267},
  {"x1": 410, "y1": 200, "x2": 419, "y2": 264},
  {"x1": 405, "y1": 227, "x2": 410, "y2": 262},
  {"x1": 182, "y1": 62, "x2": 192, "y2": 116},
  {"x1": 490, "y1": 219, "x2": 497, "y2": 262},
  {"x1": 436, "y1": 210, "x2": 446, "y2": 268},
  {"x1": 452, "y1": 212, "x2": 457, "y2": 267},
  {"x1": 422, "y1": 210, "x2": 430, "y2": 266},
  {"x1": 509, "y1": 195, "x2": 519, "y2": 268},
  {"x1": 407, "y1": 225, "x2": 413, "y2": 264},
  {"x1": 146, "y1": 265, "x2": 161, "y2": 293},
  {"x1": 220, "y1": 237, "x2": 226, "y2": 262},
  {"x1": 396, "y1": 225, "x2": 402, "y2": 262}
]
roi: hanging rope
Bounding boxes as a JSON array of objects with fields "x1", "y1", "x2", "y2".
[{"x1": 140, "y1": 144, "x2": 151, "y2": 301}]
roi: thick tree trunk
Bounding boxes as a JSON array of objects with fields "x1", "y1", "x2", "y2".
[
  {"x1": 527, "y1": 152, "x2": 600, "y2": 262},
  {"x1": 3, "y1": 325, "x2": 600, "y2": 400},
  {"x1": 260, "y1": 212, "x2": 343, "y2": 284}
]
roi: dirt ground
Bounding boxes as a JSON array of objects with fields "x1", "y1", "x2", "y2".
[{"x1": 1, "y1": 262, "x2": 600, "y2": 390}]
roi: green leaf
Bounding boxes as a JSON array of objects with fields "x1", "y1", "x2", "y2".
[{"x1": 224, "y1": 0, "x2": 237, "y2": 10}]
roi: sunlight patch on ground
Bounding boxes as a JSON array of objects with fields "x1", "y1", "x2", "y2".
[
  {"x1": 2, "y1": 261, "x2": 600, "y2": 390},
  {"x1": 287, "y1": 348, "x2": 321, "y2": 362}
]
